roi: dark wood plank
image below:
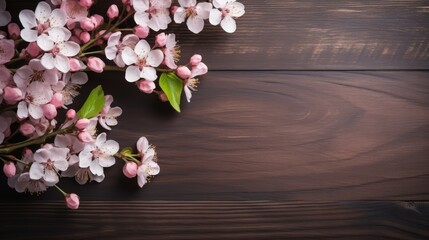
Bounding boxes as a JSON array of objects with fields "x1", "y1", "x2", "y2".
[
  {"x1": 4, "y1": 0, "x2": 429, "y2": 70},
  {"x1": 0, "y1": 201, "x2": 428, "y2": 240},
  {"x1": 1, "y1": 71, "x2": 428, "y2": 201}
]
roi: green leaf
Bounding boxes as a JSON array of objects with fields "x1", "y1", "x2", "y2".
[
  {"x1": 159, "y1": 72, "x2": 183, "y2": 112},
  {"x1": 77, "y1": 85, "x2": 105, "y2": 118}
]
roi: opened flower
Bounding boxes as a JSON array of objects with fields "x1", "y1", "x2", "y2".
[
  {"x1": 174, "y1": 0, "x2": 212, "y2": 34},
  {"x1": 133, "y1": 0, "x2": 172, "y2": 31},
  {"x1": 209, "y1": 0, "x2": 245, "y2": 33},
  {"x1": 29, "y1": 146, "x2": 70, "y2": 184},
  {"x1": 122, "y1": 39, "x2": 163, "y2": 82}
]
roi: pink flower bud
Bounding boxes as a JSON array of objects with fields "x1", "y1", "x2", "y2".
[
  {"x1": 159, "y1": 91, "x2": 169, "y2": 102},
  {"x1": 170, "y1": 6, "x2": 178, "y2": 14},
  {"x1": 122, "y1": 162, "x2": 138, "y2": 178},
  {"x1": 76, "y1": 118, "x2": 90, "y2": 130},
  {"x1": 43, "y1": 104, "x2": 57, "y2": 120},
  {"x1": 137, "y1": 80, "x2": 155, "y2": 94},
  {"x1": 107, "y1": 4, "x2": 119, "y2": 19},
  {"x1": 3, "y1": 87, "x2": 23, "y2": 104},
  {"x1": 80, "y1": 32, "x2": 90, "y2": 43},
  {"x1": 155, "y1": 33, "x2": 166, "y2": 47},
  {"x1": 66, "y1": 109, "x2": 76, "y2": 119},
  {"x1": 133, "y1": 25, "x2": 149, "y2": 39},
  {"x1": 67, "y1": 22, "x2": 76, "y2": 30},
  {"x1": 26, "y1": 42, "x2": 42, "y2": 58},
  {"x1": 23, "y1": 148, "x2": 33, "y2": 158},
  {"x1": 65, "y1": 193, "x2": 80, "y2": 210},
  {"x1": 73, "y1": 28, "x2": 82, "y2": 37},
  {"x1": 69, "y1": 36, "x2": 81, "y2": 44},
  {"x1": 69, "y1": 58, "x2": 82, "y2": 72},
  {"x1": 20, "y1": 122, "x2": 35, "y2": 136},
  {"x1": 78, "y1": 132, "x2": 93, "y2": 143},
  {"x1": 91, "y1": 14, "x2": 104, "y2": 28},
  {"x1": 7, "y1": 23, "x2": 20, "y2": 39},
  {"x1": 80, "y1": 18, "x2": 95, "y2": 31},
  {"x1": 50, "y1": 92, "x2": 63, "y2": 108},
  {"x1": 78, "y1": 0, "x2": 93, "y2": 8},
  {"x1": 3, "y1": 162, "x2": 16, "y2": 177},
  {"x1": 190, "y1": 54, "x2": 202, "y2": 66},
  {"x1": 87, "y1": 57, "x2": 105, "y2": 73},
  {"x1": 176, "y1": 66, "x2": 191, "y2": 79}
]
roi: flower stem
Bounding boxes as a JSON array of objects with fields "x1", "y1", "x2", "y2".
[
  {"x1": 0, "y1": 155, "x2": 29, "y2": 165},
  {"x1": 80, "y1": 50, "x2": 104, "y2": 57},
  {"x1": 0, "y1": 126, "x2": 74, "y2": 154},
  {"x1": 54, "y1": 185, "x2": 67, "y2": 196}
]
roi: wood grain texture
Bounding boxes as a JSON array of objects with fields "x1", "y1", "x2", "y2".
[
  {"x1": 1, "y1": 71, "x2": 427, "y2": 201},
  {"x1": 0, "y1": 201, "x2": 428, "y2": 240},
  {"x1": 5, "y1": 0, "x2": 429, "y2": 70}
]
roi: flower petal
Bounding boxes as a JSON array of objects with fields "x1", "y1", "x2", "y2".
[
  {"x1": 19, "y1": 10, "x2": 37, "y2": 29},
  {"x1": 37, "y1": 34, "x2": 55, "y2": 51},
  {"x1": 105, "y1": 46, "x2": 117, "y2": 60},
  {"x1": 43, "y1": 169, "x2": 59, "y2": 184},
  {"x1": 196, "y1": 2, "x2": 212, "y2": 19},
  {"x1": 134, "y1": 40, "x2": 151, "y2": 59},
  {"x1": 213, "y1": 0, "x2": 227, "y2": 9},
  {"x1": 54, "y1": 54, "x2": 71, "y2": 73},
  {"x1": 134, "y1": 11, "x2": 149, "y2": 27},
  {"x1": 41, "y1": 53, "x2": 55, "y2": 69},
  {"x1": 146, "y1": 49, "x2": 163, "y2": 67},
  {"x1": 79, "y1": 149, "x2": 93, "y2": 168},
  {"x1": 20, "y1": 29, "x2": 38, "y2": 42},
  {"x1": 133, "y1": 0, "x2": 150, "y2": 12},
  {"x1": 121, "y1": 47, "x2": 138, "y2": 65},
  {"x1": 54, "y1": 159, "x2": 69, "y2": 171},
  {"x1": 229, "y1": 2, "x2": 245, "y2": 18},
  {"x1": 147, "y1": 161, "x2": 160, "y2": 175},
  {"x1": 28, "y1": 104, "x2": 43, "y2": 119},
  {"x1": 187, "y1": 16, "x2": 204, "y2": 34},
  {"x1": 125, "y1": 66, "x2": 141, "y2": 82},
  {"x1": 0, "y1": 11, "x2": 11, "y2": 27},
  {"x1": 137, "y1": 137, "x2": 149, "y2": 153},
  {"x1": 95, "y1": 132, "x2": 107, "y2": 146},
  {"x1": 29, "y1": 162, "x2": 45, "y2": 180},
  {"x1": 173, "y1": 7, "x2": 186, "y2": 24},
  {"x1": 59, "y1": 41, "x2": 80, "y2": 57},
  {"x1": 140, "y1": 66, "x2": 157, "y2": 81},
  {"x1": 184, "y1": 85, "x2": 192, "y2": 102},
  {"x1": 89, "y1": 161, "x2": 103, "y2": 176},
  {"x1": 17, "y1": 101, "x2": 28, "y2": 119},
  {"x1": 49, "y1": 8, "x2": 67, "y2": 27},
  {"x1": 221, "y1": 15, "x2": 237, "y2": 33},
  {"x1": 35, "y1": 1, "x2": 51, "y2": 24},
  {"x1": 209, "y1": 9, "x2": 222, "y2": 26},
  {"x1": 100, "y1": 139, "x2": 119, "y2": 155},
  {"x1": 98, "y1": 156, "x2": 115, "y2": 168}
]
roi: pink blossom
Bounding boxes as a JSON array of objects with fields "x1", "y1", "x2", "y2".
[
  {"x1": 24, "y1": 42, "x2": 43, "y2": 58},
  {"x1": 66, "y1": 109, "x2": 76, "y2": 119},
  {"x1": 80, "y1": 17, "x2": 95, "y2": 31},
  {"x1": 3, "y1": 162, "x2": 16, "y2": 177},
  {"x1": 107, "y1": 4, "x2": 119, "y2": 19},
  {"x1": 69, "y1": 58, "x2": 82, "y2": 72},
  {"x1": 136, "y1": 137, "x2": 159, "y2": 188},
  {"x1": 50, "y1": 92, "x2": 63, "y2": 108},
  {"x1": 209, "y1": 0, "x2": 245, "y2": 33},
  {"x1": 3, "y1": 87, "x2": 23, "y2": 104},
  {"x1": 43, "y1": 103, "x2": 57, "y2": 119},
  {"x1": 76, "y1": 118, "x2": 90, "y2": 130},
  {"x1": 99, "y1": 95, "x2": 122, "y2": 130},
  {"x1": 19, "y1": 122, "x2": 35, "y2": 136},
  {"x1": 155, "y1": 32, "x2": 166, "y2": 47},
  {"x1": 79, "y1": 0, "x2": 93, "y2": 8},
  {"x1": 14, "y1": 59, "x2": 59, "y2": 90},
  {"x1": 65, "y1": 193, "x2": 80, "y2": 209},
  {"x1": 0, "y1": 39, "x2": 14, "y2": 64},
  {"x1": 79, "y1": 31, "x2": 90, "y2": 43},
  {"x1": 19, "y1": 1, "x2": 67, "y2": 42},
  {"x1": 183, "y1": 62, "x2": 208, "y2": 102},
  {"x1": 87, "y1": 57, "x2": 105, "y2": 73},
  {"x1": 133, "y1": 0, "x2": 172, "y2": 31},
  {"x1": 176, "y1": 66, "x2": 191, "y2": 79},
  {"x1": 122, "y1": 39, "x2": 164, "y2": 82},
  {"x1": 29, "y1": 146, "x2": 70, "y2": 184},
  {"x1": 123, "y1": 162, "x2": 138, "y2": 178},
  {"x1": 7, "y1": 23, "x2": 20, "y2": 39},
  {"x1": 62, "y1": 154, "x2": 105, "y2": 184},
  {"x1": 137, "y1": 80, "x2": 155, "y2": 94},
  {"x1": 17, "y1": 81, "x2": 53, "y2": 119},
  {"x1": 79, "y1": 133, "x2": 119, "y2": 176},
  {"x1": 161, "y1": 33, "x2": 179, "y2": 69},
  {"x1": 189, "y1": 54, "x2": 202, "y2": 66},
  {"x1": 61, "y1": 0, "x2": 89, "y2": 24},
  {"x1": 133, "y1": 25, "x2": 149, "y2": 38},
  {"x1": 38, "y1": 27, "x2": 80, "y2": 73},
  {"x1": 105, "y1": 32, "x2": 139, "y2": 68},
  {"x1": 174, "y1": 0, "x2": 212, "y2": 34}
]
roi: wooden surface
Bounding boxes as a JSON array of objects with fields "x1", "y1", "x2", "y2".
[{"x1": 1, "y1": 1, "x2": 429, "y2": 239}]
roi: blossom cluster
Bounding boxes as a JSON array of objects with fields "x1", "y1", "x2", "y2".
[{"x1": 0, "y1": 0, "x2": 245, "y2": 209}]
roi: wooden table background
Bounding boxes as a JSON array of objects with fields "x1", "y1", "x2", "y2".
[{"x1": 1, "y1": 1, "x2": 429, "y2": 239}]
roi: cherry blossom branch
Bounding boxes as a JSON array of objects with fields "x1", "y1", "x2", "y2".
[
  {"x1": 80, "y1": 50, "x2": 104, "y2": 57},
  {"x1": 80, "y1": 9, "x2": 134, "y2": 54},
  {"x1": 0, "y1": 126, "x2": 74, "y2": 154}
]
